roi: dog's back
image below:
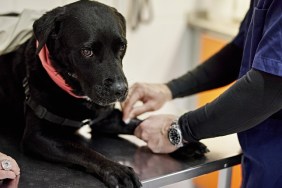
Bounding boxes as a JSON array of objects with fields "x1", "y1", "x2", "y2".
[
  {"x1": 0, "y1": 40, "x2": 35, "y2": 133},
  {"x1": 0, "y1": 40, "x2": 33, "y2": 133}
]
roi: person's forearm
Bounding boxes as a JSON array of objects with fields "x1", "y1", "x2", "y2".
[
  {"x1": 179, "y1": 69, "x2": 282, "y2": 142},
  {"x1": 166, "y1": 42, "x2": 243, "y2": 98}
]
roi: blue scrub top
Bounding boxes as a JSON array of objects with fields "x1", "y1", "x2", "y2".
[{"x1": 232, "y1": 0, "x2": 282, "y2": 187}]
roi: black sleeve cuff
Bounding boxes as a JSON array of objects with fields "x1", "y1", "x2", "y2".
[{"x1": 178, "y1": 113, "x2": 199, "y2": 143}]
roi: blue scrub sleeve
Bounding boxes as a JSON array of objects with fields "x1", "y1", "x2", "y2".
[
  {"x1": 252, "y1": 10, "x2": 282, "y2": 76},
  {"x1": 179, "y1": 69, "x2": 282, "y2": 142}
]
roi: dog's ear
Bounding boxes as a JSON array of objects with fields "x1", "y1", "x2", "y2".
[
  {"x1": 112, "y1": 8, "x2": 126, "y2": 37},
  {"x1": 33, "y1": 7, "x2": 66, "y2": 54}
]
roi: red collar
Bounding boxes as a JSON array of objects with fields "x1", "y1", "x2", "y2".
[{"x1": 38, "y1": 44, "x2": 86, "y2": 99}]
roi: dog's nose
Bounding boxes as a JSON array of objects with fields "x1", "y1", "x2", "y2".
[
  {"x1": 103, "y1": 78, "x2": 128, "y2": 99},
  {"x1": 113, "y1": 83, "x2": 128, "y2": 98}
]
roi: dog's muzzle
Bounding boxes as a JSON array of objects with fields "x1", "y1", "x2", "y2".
[{"x1": 92, "y1": 80, "x2": 128, "y2": 106}]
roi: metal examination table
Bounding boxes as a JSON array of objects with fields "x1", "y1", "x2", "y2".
[{"x1": 0, "y1": 131, "x2": 242, "y2": 188}]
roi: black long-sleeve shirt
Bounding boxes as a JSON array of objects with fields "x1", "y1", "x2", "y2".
[{"x1": 166, "y1": 42, "x2": 282, "y2": 142}]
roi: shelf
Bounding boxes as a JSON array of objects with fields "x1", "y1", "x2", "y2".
[{"x1": 187, "y1": 11, "x2": 241, "y2": 39}]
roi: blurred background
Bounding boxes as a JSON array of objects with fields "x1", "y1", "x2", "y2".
[{"x1": 0, "y1": 0, "x2": 249, "y2": 187}]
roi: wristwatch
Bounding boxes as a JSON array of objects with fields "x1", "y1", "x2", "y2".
[{"x1": 168, "y1": 119, "x2": 184, "y2": 147}]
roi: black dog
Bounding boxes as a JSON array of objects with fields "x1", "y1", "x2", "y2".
[{"x1": 0, "y1": 1, "x2": 207, "y2": 187}]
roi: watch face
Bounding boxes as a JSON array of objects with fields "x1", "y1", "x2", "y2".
[{"x1": 168, "y1": 128, "x2": 181, "y2": 146}]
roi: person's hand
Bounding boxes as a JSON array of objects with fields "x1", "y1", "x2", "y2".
[
  {"x1": 0, "y1": 152, "x2": 20, "y2": 180},
  {"x1": 134, "y1": 114, "x2": 179, "y2": 154},
  {"x1": 0, "y1": 175, "x2": 20, "y2": 188},
  {"x1": 122, "y1": 83, "x2": 172, "y2": 122}
]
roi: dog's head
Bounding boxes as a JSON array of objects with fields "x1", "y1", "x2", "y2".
[{"x1": 33, "y1": 0, "x2": 128, "y2": 106}]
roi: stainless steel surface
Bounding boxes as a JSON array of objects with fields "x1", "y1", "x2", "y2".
[
  {"x1": 0, "y1": 131, "x2": 242, "y2": 187},
  {"x1": 122, "y1": 134, "x2": 242, "y2": 187}
]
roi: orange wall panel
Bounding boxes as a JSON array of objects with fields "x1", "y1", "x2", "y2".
[
  {"x1": 197, "y1": 34, "x2": 231, "y2": 107},
  {"x1": 193, "y1": 34, "x2": 242, "y2": 188}
]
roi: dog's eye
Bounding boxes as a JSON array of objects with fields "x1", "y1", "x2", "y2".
[
  {"x1": 119, "y1": 44, "x2": 126, "y2": 52},
  {"x1": 81, "y1": 49, "x2": 94, "y2": 57}
]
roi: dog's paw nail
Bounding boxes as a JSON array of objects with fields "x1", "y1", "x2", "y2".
[{"x1": 124, "y1": 118, "x2": 130, "y2": 124}]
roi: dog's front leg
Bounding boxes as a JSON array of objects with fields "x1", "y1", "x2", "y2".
[
  {"x1": 91, "y1": 109, "x2": 141, "y2": 135},
  {"x1": 22, "y1": 115, "x2": 141, "y2": 188}
]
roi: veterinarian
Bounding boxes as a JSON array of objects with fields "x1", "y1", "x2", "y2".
[{"x1": 122, "y1": 0, "x2": 282, "y2": 187}]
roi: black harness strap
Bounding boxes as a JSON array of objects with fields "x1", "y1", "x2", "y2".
[{"x1": 23, "y1": 77, "x2": 92, "y2": 128}]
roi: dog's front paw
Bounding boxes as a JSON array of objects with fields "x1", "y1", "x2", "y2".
[
  {"x1": 91, "y1": 109, "x2": 141, "y2": 135},
  {"x1": 169, "y1": 141, "x2": 209, "y2": 160},
  {"x1": 100, "y1": 163, "x2": 142, "y2": 188}
]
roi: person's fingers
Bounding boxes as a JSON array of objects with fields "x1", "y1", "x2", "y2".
[
  {"x1": 5, "y1": 174, "x2": 20, "y2": 188},
  {"x1": 134, "y1": 126, "x2": 142, "y2": 139},
  {"x1": 140, "y1": 130, "x2": 149, "y2": 142},
  {"x1": 122, "y1": 85, "x2": 144, "y2": 121},
  {"x1": 134, "y1": 120, "x2": 151, "y2": 143},
  {"x1": 0, "y1": 170, "x2": 16, "y2": 180},
  {"x1": 147, "y1": 142, "x2": 161, "y2": 154},
  {"x1": 7, "y1": 157, "x2": 20, "y2": 176},
  {"x1": 0, "y1": 154, "x2": 20, "y2": 176},
  {"x1": 128, "y1": 103, "x2": 153, "y2": 119}
]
